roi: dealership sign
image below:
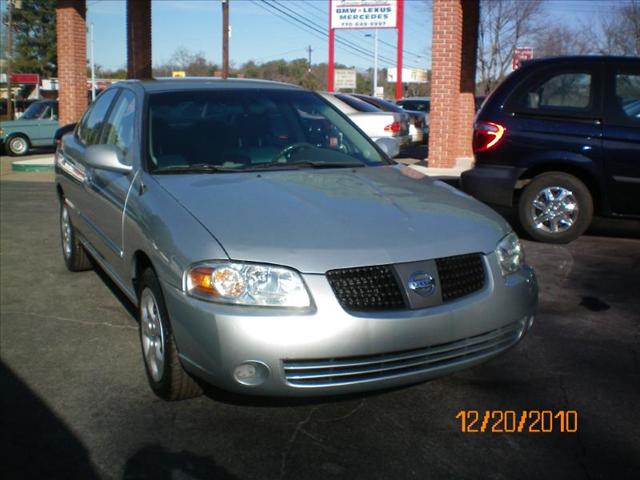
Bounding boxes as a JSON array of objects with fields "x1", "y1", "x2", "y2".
[
  {"x1": 330, "y1": 0, "x2": 397, "y2": 29},
  {"x1": 334, "y1": 69, "x2": 357, "y2": 89},
  {"x1": 512, "y1": 47, "x2": 533, "y2": 71},
  {"x1": 387, "y1": 68, "x2": 428, "y2": 84}
]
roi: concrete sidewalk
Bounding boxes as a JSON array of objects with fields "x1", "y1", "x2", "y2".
[{"x1": 408, "y1": 157, "x2": 473, "y2": 180}]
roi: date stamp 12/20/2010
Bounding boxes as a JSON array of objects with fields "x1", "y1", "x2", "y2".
[{"x1": 455, "y1": 410, "x2": 579, "y2": 433}]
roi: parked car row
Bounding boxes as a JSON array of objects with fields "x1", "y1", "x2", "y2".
[{"x1": 320, "y1": 92, "x2": 409, "y2": 151}]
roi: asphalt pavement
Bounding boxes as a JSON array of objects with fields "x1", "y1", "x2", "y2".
[{"x1": 1, "y1": 180, "x2": 639, "y2": 480}]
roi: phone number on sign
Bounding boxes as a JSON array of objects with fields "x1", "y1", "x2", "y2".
[{"x1": 455, "y1": 410, "x2": 579, "y2": 433}]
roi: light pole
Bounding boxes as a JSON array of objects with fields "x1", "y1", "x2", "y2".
[{"x1": 365, "y1": 31, "x2": 379, "y2": 97}]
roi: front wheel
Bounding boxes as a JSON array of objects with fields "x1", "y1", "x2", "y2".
[
  {"x1": 138, "y1": 268, "x2": 202, "y2": 401},
  {"x1": 60, "y1": 202, "x2": 92, "y2": 271},
  {"x1": 7, "y1": 135, "x2": 30, "y2": 156},
  {"x1": 518, "y1": 172, "x2": 593, "y2": 244}
]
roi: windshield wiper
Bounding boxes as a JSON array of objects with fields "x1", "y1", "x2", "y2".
[
  {"x1": 247, "y1": 160, "x2": 366, "y2": 171},
  {"x1": 152, "y1": 163, "x2": 244, "y2": 174}
]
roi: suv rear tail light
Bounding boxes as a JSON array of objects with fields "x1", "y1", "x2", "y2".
[
  {"x1": 473, "y1": 121, "x2": 506, "y2": 153},
  {"x1": 384, "y1": 121, "x2": 402, "y2": 134}
]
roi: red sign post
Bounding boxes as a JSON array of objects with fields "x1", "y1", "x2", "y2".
[{"x1": 328, "y1": 0, "x2": 404, "y2": 99}]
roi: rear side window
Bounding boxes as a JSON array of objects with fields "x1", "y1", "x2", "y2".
[
  {"x1": 615, "y1": 73, "x2": 640, "y2": 121},
  {"x1": 400, "y1": 101, "x2": 429, "y2": 112},
  {"x1": 523, "y1": 72, "x2": 591, "y2": 110},
  {"x1": 507, "y1": 67, "x2": 598, "y2": 118}
]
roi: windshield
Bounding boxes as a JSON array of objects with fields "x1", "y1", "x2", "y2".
[
  {"x1": 21, "y1": 102, "x2": 54, "y2": 120},
  {"x1": 148, "y1": 89, "x2": 389, "y2": 173}
]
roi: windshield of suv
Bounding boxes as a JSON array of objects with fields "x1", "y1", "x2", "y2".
[
  {"x1": 21, "y1": 102, "x2": 55, "y2": 120},
  {"x1": 148, "y1": 89, "x2": 389, "y2": 173}
]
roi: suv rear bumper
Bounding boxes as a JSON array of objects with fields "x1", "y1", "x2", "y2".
[{"x1": 461, "y1": 165, "x2": 527, "y2": 207}]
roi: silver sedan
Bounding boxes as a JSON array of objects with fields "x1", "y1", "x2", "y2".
[{"x1": 56, "y1": 79, "x2": 537, "y2": 400}]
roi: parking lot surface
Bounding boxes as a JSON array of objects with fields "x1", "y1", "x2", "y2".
[{"x1": 1, "y1": 181, "x2": 639, "y2": 480}]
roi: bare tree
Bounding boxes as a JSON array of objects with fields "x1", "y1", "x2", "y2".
[
  {"x1": 534, "y1": 23, "x2": 593, "y2": 58},
  {"x1": 477, "y1": 0, "x2": 544, "y2": 95},
  {"x1": 596, "y1": 0, "x2": 640, "y2": 56}
]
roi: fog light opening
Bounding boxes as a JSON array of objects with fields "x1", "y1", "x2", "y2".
[{"x1": 233, "y1": 361, "x2": 269, "y2": 386}]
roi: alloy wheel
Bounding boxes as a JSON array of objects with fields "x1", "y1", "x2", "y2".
[
  {"x1": 530, "y1": 186, "x2": 579, "y2": 233},
  {"x1": 140, "y1": 288, "x2": 166, "y2": 382},
  {"x1": 61, "y1": 205, "x2": 73, "y2": 259}
]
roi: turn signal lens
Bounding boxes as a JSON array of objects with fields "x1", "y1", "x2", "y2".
[
  {"x1": 473, "y1": 121, "x2": 506, "y2": 153},
  {"x1": 185, "y1": 262, "x2": 311, "y2": 308}
]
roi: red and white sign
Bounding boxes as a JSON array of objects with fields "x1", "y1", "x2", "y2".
[
  {"x1": 10, "y1": 73, "x2": 40, "y2": 85},
  {"x1": 330, "y1": 0, "x2": 397, "y2": 30},
  {"x1": 512, "y1": 47, "x2": 533, "y2": 71}
]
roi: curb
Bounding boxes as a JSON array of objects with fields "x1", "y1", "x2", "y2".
[{"x1": 11, "y1": 157, "x2": 55, "y2": 173}]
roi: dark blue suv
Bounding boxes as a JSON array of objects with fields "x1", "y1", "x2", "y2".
[{"x1": 461, "y1": 56, "x2": 639, "y2": 243}]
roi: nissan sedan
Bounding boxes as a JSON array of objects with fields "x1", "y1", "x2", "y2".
[{"x1": 55, "y1": 79, "x2": 537, "y2": 400}]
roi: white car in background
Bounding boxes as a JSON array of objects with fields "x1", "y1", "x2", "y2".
[{"x1": 319, "y1": 92, "x2": 411, "y2": 150}]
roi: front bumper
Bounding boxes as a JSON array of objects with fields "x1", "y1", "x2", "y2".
[
  {"x1": 461, "y1": 165, "x2": 527, "y2": 207},
  {"x1": 163, "y1": 253, "x2": 537, "y2": 397}
]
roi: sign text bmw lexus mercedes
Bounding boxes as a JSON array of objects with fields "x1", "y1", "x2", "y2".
[
  {"x1": 328, "y1": 0, "x2": 405, "y2": 99},
  {"x1": 330, "y1": 0, "x2": 397, "y2": 29}
]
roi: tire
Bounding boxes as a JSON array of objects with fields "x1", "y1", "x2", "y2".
[
  {"x1": 518, "y1": 172, "x2": 593, "y2": 244},
  {"x1": 60, "y1": 202, "x2": 93, "y2": 271},
  {"x1": 6, "y1": 134, "x2": 30, "y2": 156},
  {"x1": 138, "y1": 268, "x2": 202, "y2": 401}
]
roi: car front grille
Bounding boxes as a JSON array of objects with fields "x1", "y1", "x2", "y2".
[
  {"x1": 326, "y1": 253, "x2": 486, "y2": 312},
  {"x1": 325, "y1": 265, "x2": 407, "y2": 311},
  {"x1": 283, "y1": 321, "x2": 525, "y2": 388},
  {"x1": 435, "y1": 253, "x2": 486, "y2": 302}
]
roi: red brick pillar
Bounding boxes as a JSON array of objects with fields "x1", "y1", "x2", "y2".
[
  {"x1": 127, "y1": 0, "x2": 152, "y2": 79},
  {"x1": 56, "y1": 0, "x2": 87, "y2": 126},
  {"x1": 428, "y1": 0, "x2": 479, "y2": 168}
]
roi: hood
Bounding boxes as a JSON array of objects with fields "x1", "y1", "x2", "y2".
[{"x1": 154, "y1": 165, "x2": 510, "y2": 273}]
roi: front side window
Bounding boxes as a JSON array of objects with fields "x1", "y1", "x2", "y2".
[
  {"x1": 77, "y1": 89, "x2": 119, "y2": 145},
  {"x1": 20, "y1": 102, "x2": 51, "y2": 120},
  {"x1": 515, "y1": 71, "x2": 592, "y2": 112},
  {"x1": 148, "y1": 89, "x2": 389, "y2": 172},
  {"x1": 101, "y1": 90, "x2": 136, "y2": 159},
  {"x1": 615, "y1": 73, "x2": 640, "y2": 122}
]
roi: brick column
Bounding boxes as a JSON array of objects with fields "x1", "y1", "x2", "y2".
[
  {"x1": 127, "y1": 0, "x2": 152, "y2": 79},
  {"x1": 428, "y1": 0, "x2": 479, "y2": 168},
  {"x1": 56, "y1": 0, "x2": 87, "y2": 126}
]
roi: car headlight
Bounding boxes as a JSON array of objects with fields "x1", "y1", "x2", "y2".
[
  {"x1": 0, "y1": 127, "x2": 4, "y2": 137},
  {"x1": 495, "y1": 232, "x2": 524, "y2": 276},
  {"x1": 185, "y1": 261, "x2": 311, "y2": 308}
]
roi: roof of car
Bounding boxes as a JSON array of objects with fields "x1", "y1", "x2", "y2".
[
  {"x1": 398, "y1": 97, "x2": 430, "y2": 101},
  {"x1": 118, "y1": 77, "x2": 304, "y2": 93},
  {"x1": 521, "y1": 55, "x2": 640, "y2": 67}
]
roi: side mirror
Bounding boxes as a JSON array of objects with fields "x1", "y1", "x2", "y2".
[
  {"x1": 85, "y1": 144, "x2": 132, "y2": 173},
  {"x1": 376, "y1": 137, "x2": 400, "y2": 159},
  {"x1": 54, "y1": 123, "x2": 76, "y2": 145}
]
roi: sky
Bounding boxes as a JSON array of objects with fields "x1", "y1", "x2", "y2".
[{"x1": 84, "y1": 0, "x2": 628, "y2": 73}]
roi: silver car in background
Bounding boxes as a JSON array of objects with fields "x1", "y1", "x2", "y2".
[
  {"x1": 56, "y1": 79, "x2": 537, "y2": 401},
  {"x1": 320, "y1": 92, "x2": 411, "y2": 149}
]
